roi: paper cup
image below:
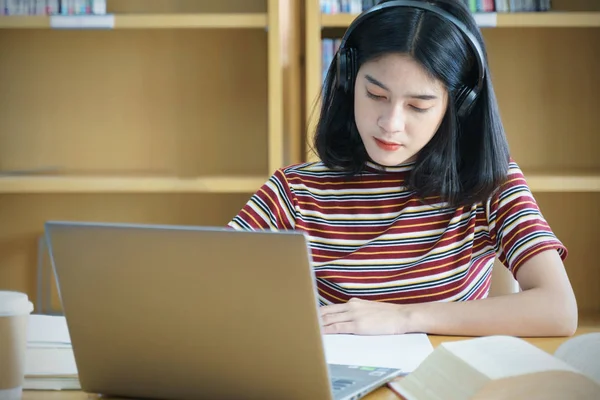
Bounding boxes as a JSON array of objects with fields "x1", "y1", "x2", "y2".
[{"x1": 0, "y1": 291, "x2": 34, "y2": 400}]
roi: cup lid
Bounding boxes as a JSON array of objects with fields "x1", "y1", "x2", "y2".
[{"x1": 0, "y1": 291, "x2": 34, "y2": 316}]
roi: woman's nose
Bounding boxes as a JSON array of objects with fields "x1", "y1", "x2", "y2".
[{"x1": 378, "y1": 103, "x2": 405, "y2": 134}]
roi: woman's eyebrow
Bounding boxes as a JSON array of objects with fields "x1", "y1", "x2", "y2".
[
  {"x1": 406, "y1": 93, "x2": 438, "y2": 100},
  {"x1": 365, "y1": 74, "x2": 390, "y2": 91}
]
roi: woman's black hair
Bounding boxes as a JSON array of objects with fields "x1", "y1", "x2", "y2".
[{"x1": 312, "y1": 0, "x2": 510, "y2": 208}]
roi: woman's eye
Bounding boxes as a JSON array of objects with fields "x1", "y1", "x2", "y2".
[
  {"x1": 410, "y1": 105, "x2": 428, "y2": 113},
  {"x1": 366, "y1": 91, "x2": 385, "y2": 100}
]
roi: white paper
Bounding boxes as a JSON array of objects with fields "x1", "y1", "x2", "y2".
[
  {"x1": 322, "y1": 333, "x2": 434, "y2": 372},
  {"x1": 473, "y1": 12, "x2": 498, "y2": 28},
  {"x1": 50, "y1": 14, "x2": 115, "y2": 29},
  {"x1": 27, "y1": 314, "x2": 71, "y2": 346},
  {"x1": 25, "y1": 347, "x2": 78, "y2": 376}
]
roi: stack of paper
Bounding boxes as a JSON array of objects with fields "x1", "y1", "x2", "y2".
[{"x1": 25, "y1": 314, "x2": 80, "y2": 390}]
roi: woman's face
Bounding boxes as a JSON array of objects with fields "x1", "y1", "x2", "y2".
[{"x1": 354, "y1": 53, "x2": 449, "y2": 167}]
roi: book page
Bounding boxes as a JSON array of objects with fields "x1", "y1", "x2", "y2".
[
  {"x1": 475, "y1": 370, "x2": 600, "y2": 400},
  {"x1": 442, "y1": 336, "x2": 578, "y2": 380},
  {"x1": 554, "y1": 333, "x2": 600, "y2": 385}
]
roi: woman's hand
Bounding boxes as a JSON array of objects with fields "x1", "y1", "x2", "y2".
[{"x1": 319, "y1": 297, "x2": 413, "y2": 335}]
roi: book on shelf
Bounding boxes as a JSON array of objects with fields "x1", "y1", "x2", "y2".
[
  {"x1": 319, "y1": 0, "x2": 553, "y2": 14},
  {"x1": 321, "y1": 0, "x2": 371, "y2": 14},
  {"x1": 389, "y1": 333, "x2": 600, "y2": 400},
  {"x1": 321, "y1": 38, "x2": 342, "y2": 83},
  {"x1": 1, "y1": 0, "x2": 106, "y2": 16}
]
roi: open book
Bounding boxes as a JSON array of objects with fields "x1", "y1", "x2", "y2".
[{"x1": 390, "y1": 333, "x2": 600, "y2": 400}]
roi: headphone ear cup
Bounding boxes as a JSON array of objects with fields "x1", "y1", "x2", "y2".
[
  {"x1": 348, "y1": 47, "x2": 357, "y2": 94},
  {"x1": 336, "y1": 50, "x2": 348, "y2": 92},
  {"x1": 455, "y1": 86, "x2": 477, "y2": 118},
  {"x1": 336, "y1": 47, "x2": 357, "y2": 93}
]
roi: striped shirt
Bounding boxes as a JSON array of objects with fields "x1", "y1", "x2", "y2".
[{"x1": 227, "y1": 160, "x2": 567, "y2": 305}]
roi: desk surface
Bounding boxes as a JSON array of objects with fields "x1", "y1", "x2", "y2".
[{"x1": 22, "y1": 326, "x2": 600, "y2": 400}]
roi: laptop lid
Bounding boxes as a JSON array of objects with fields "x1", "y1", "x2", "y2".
[{"x1": 44, "y1": 221, "x2": 335, "y2": 400}]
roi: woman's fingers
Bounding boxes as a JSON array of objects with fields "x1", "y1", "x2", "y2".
[
  {"x1": 322, "y1": 322, "x2": 355, "y2": 335},
  {"x1": 320, "y1": 309, "x2": 352, "y2": 326},
  {"x1": 319, "y1": 302, "x2": 348, "y2": 317}
]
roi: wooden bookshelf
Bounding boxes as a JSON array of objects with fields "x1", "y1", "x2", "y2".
[
  {"x1": 496, "y1": 11, "x2": 600, "y2": 27},
  {"x1": 0, "y1": 15, "x2": 48, "y2": 28},
  {"x1": 0, "y1": 175, "x2": 267, "y2": 194},
  {"x1": 2, "y1": 170, "x2": 596, "y2": 194},
  {"x1": 303, "y1": 0, "x2": 600, "y2": 323},
  {"x1": 0, "y1": 0, "x2": 303, "y2": 310},
  {"x1": 116, "y1": 13, "x2": 268, "y2": 29},
  {"x1": 0, "y1": 13, "x2": 269, "y2": 29},
  {"x1": 523, "y1": 171, "x2": 600, "y2": 193},
  {"x1": 321, "y1": 11, "x2": 600, "y2": 28}
]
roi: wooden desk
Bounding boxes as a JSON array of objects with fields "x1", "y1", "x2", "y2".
[{"x1": 22, "y1": 326, "x2": 600, "y2": 400}]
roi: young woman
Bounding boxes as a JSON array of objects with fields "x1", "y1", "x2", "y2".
[{"x1": 228, "y1": 0, "x2": 578, "y2": 338}]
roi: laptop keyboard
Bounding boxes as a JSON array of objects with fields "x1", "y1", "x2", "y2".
[{"x1": 331, "y1": 378, "x2": 356, "y2": 392}]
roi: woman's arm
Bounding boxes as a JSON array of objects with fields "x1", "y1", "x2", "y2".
[
  {"x1": 407, "y1": 250, "x2": 578, "y2": 337},
  {"x1": 320, "y1": 250, "x2": 578, "y2": 337}
]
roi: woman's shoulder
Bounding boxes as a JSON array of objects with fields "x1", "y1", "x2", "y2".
[
  {"x1": 274, "y1": 161, "x2": 351, "y2": 183},
  {"x1": 506, "y1": 158, "x2": 527, "y2": 178},
  {"x1": 493, "y1": 158, "x2": 531, "y2": 196},
  {"x1": 483, "y1": 157, "x2": 540, "y2": 219},
  {"x1": 280, "y1": 160, "x2": 343, "y2": 173}
]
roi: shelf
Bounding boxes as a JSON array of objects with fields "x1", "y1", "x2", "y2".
[
  {"x1": 2, "y1": 171, "x2": 590, "y2": 194},
  {"x1": 116, "y1": 13, "x2": 267, "y2": 29},
  {"x1": 0, "y1": 175, "x2": 267, "y2": 194},
  {"x1": 0, "y1": 15, "x2": 48, "y2": 28},
  {"x1": 525, "y1": 170, "x2": 600, "y2": 192},
  {"x1": 321, "y1": 12, "x2": 600, "y2": 28},
  {"x1": 0, "y1": 13, "x2": 268, "y2": 29},
  {"x1": 496, "y1": 11, "x2": 600, "y2": 27}
]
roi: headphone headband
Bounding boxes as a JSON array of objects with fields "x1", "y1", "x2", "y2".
[{"x1": 336, "y1": 0, "x2": 486, "y2": 118}]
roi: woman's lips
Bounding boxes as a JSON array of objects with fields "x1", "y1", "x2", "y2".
[{"x1": 374, "y1": 137, "x2": 402, "y2": 152}]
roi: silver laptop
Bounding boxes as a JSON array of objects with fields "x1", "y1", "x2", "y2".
[{"x1": 44, "y1": 221, "x2": 403, "y2": 400}]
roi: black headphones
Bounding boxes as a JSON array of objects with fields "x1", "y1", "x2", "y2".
[{"x1": 336, "y1": 0, "x2": 486, "y2": 118}]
